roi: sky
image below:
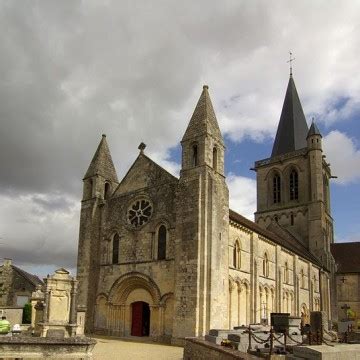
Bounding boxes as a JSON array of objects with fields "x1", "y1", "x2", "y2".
[{"x1": 0, "y1": 0, "x2": 360, "y2": 278}]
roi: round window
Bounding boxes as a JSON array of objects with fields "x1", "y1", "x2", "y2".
[{"x1": 127, "y1": 198, "x2": 153, "y2": 228}]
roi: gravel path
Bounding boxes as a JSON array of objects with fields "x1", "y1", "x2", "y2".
[{"x1": 92, "y1": 336, "x2": 184, "y2": 360}]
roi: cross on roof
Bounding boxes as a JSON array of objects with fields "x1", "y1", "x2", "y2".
[
  {"x1": 341, "y1": 276, "x2": 347, "y2": 283},
  {"x1": 287, "y1": 51, "x2": 295, "y2": 76}
]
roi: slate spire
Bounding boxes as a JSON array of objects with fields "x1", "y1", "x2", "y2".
[
  {"x1": 84, "y1": 134, "x2": 118, "y2": 182},
  {"x1": 271, "y1": 76, "x2": 309, "y2": 157},
  {"x1": 182, "y1": 85, "x2": 224, "y2": 144},
  {"x1": 307, "y1": 120, "x2": 322, "y2": 138}
]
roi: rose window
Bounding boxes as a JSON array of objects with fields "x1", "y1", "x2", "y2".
[{"x1": 127, "y1": 199, "x2": 153, "y2": 228}]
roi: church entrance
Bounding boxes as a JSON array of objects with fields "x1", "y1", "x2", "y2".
[{"x1": 131, "y1": 301, "x2": 150, "y2": 336}]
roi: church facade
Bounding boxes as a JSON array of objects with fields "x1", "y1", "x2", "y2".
[{"x1": 76, "y1": 75, "x2": 336, "y2": 343}]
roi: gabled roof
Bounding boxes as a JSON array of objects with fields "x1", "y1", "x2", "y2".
[
  {"x1": 331, "y1": 242, "x2": 360, "y2": 273},
  {"x1": 11, "y1": 265, "x2": 43, "y2": 287},
  {"x1": 229, "y1": 209, "x2": 322, "y2": 268},
  {"x1": 271, "y1": 76, "x2": 309, "y2": 157},
  {"x1": 114, "y1": 152, "x2": 178, "y2": 196},
  {"x1": 84, "y1": 134, "x2": 118, "y2": 182},
  {"x1": 182, "y1": 85, "x2": 223, "y2": 143}
]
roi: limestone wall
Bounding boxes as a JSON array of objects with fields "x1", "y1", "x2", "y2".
[{"x1": 228, "y1": 220, "x2": 320, "y2": 326}]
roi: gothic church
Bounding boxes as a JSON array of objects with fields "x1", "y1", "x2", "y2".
[{"x1": 76, "y1": 73, "x2": 336, "y2": 343}]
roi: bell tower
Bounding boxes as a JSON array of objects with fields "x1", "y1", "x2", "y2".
[
  {"x1": 253, "y1": 73, "x2": 336, "y2": 317},
  {"x1": 173, "y1": 85, "x2": 229, "y2": 339},
  {"x1": 254, "y1": 74, "x2": 335, "y2": 265}
]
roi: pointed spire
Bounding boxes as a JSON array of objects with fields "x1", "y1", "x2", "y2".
[
  {"x1": 271, "y1": 76, "x2": 309, "y2": 157},
  {"x1": 84, "y1": 134, "x2": 118, "y2": 182},
  {"x1": 307, "y1": 120, "x2": 322, "y2": 138},
  {"x1": 182, "y1": 85, "x2": 223, "y2": 143}
]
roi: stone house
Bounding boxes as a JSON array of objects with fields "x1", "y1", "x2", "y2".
[
  {"x1": 0, "y1": 258, "x2": 43, "y2": 308},
  {"x1": 76, "y1": 73, "x2": 335, "y2": 343},
  {"x1": 331, "y1": 242, "x2": 360, "y2": 327}
]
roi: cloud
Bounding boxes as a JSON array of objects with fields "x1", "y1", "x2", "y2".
[
  {"x1": 0, "y1": 1, "x2": 360, "y2": 271},
  {"x1": 227, "y1": 174, "x2": 257, "y2": 220},
  {"x1": 0, "y1": 193, "x2": 79, "y2": 270},
  {"x1": 323, "y1": 131, "x2": 360, "y2": 184}
]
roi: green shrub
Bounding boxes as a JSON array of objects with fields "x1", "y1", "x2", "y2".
[{"x1": 22, "y1": 303, "x2": 32, "y2": 324}]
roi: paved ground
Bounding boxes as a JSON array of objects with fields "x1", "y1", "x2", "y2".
[{"x1": 92, "y1": 336, "x2": 184, "y2": 360}]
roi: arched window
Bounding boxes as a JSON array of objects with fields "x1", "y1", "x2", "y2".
[
  {"x1": 284, "y1": 262, "x2": 289, "y2": 284},
  {"x1": 263, "y1": 253, "x2": 269, "y2": 278},
  {"x1": 233, "y1": 241, "x2": 241, "y2": 269},
  {"x1": 192, "y1": 144, "x2": 198, "y2": 167},
  {"x1": 289, "y1": 170, "x2": 298, "y2": 200},
  {"x1": 213, "y1": 147, "x2": 218, "y2": 171},
  {"x1": 104, "y1": 182, "x2": 111, "y2": 199},
  {"x1": 158, "y1": 225, "x2": 167, "y2": 260},
  {"x1": 273, "y1": 174, "x2": 281, "y2": 204},
  {"x1": 112, "y1": 234, "x2": 120, "y2": 264}
]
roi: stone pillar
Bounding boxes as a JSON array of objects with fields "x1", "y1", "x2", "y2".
[
  {"x1": 43, "y1": 290, "x2": 50, "y2": 323},
  {"x1": 70, "y1": 280, "x2": 78, "y2": 324},
  {"x1": 238, "y1": 287, "x2": 241, "y2": 324},
  {"x1": 228, "y1": 283, "x2": 233, "y2": 328}
]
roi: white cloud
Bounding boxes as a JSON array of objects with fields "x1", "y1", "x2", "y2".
[
  {"x1": 323, "y1": 130, "x2": 360, "y2": 184},
  {"x1": 227, "y1": 174, "x2": 257, "y2": 220}
]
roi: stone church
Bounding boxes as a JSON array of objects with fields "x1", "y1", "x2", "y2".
[{"x1": 76, "y1": 73, "x2": 336, "y2": 343}]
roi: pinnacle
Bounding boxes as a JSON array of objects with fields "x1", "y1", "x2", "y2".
[
  {"x1": 84, "y1": 135, "x2": 118, "y2": 182},
  {"x1": 307, "y1": 121, "x2": 322, "y2": 138},
  {"x1": 182, "y1": 85, "x2": 223, "y2": 143}
]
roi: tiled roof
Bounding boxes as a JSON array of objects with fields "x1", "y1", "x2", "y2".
[
  {"x1": 12, "y1": 265, "x2": 43, "y2": 287},
  {"x1": 331, "y1": 242, "x2": 360, "y2": 273},
  {"x1": 229, "y1": 209, "x2": 322, "y2": 267}
]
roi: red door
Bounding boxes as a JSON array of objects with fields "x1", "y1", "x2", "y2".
[{"x1": 131, "y1": 302, "x2": 143, "y2": 336}]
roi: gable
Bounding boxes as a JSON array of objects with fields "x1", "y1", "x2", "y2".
[{"x1": 114, "y1": 154, "x2": 178, "y2": 196}]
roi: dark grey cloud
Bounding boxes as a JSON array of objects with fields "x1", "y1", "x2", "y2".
[{"x1": 0, "y1": 1, "x2": 360, "y2": 272}]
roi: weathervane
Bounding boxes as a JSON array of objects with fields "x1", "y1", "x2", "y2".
[{"x1": 287, "y1": 51, "x2": 295, "y2": 76}]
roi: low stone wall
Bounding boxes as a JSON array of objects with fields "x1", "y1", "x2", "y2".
[
  {"x1": 0, "y1": 336, "x2": 96, "y2": 358},
  {"x1": 0, "y1": 306, "x2": 23, "y2": 325},
  {"x1": 292, "y1": 343, "x2": 360, "y2": 359},
  {"x1": 183, "y1": 337, "x2": 259, "y2": 360}
]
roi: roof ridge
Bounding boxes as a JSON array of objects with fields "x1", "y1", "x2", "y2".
[{"x1": 113, "y1": 152, "x2": 178, "y2": 196}]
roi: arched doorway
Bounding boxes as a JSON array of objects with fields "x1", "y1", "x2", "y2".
[{"x1": 131, "y1": 301, "x2": 150, "y2": 336}]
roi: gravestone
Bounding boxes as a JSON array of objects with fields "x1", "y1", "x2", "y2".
[
  {"x1": 32, "y1": 268, "x2": 80, "y2": 338},
  {"x1": 271, "y1": 313, "x2": 290, "y2": 333},
  {"x1": 310, "y1": 311, "x2": 328, "y2": 334}
]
